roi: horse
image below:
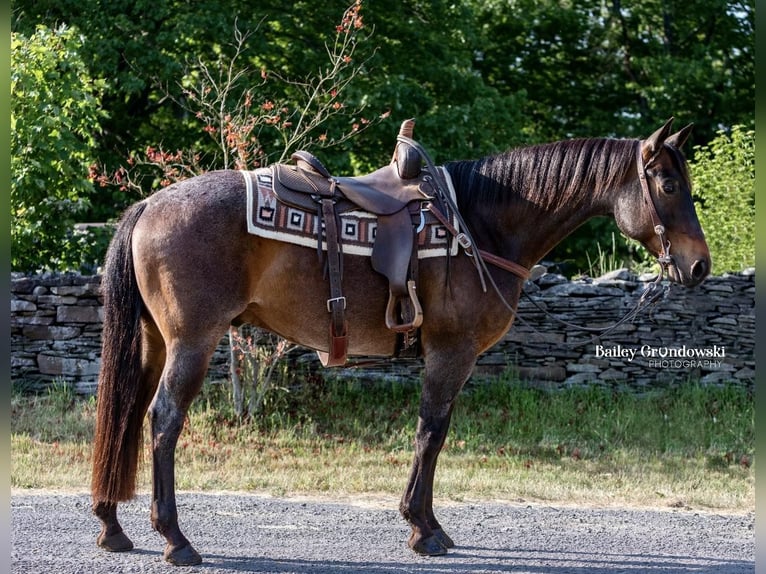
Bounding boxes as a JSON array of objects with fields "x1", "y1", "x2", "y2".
[{"x1": 90, "y1": 118, "x2": 710, "y2": 565}]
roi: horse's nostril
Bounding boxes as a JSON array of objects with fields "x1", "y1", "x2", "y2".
[{"x1": 691, "y1": 259, "x2": 709, "y2": 281}]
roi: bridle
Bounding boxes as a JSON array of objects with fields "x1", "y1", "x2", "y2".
[{"x1": 636, "y1": 144, "x2": 674, "y2": 276}]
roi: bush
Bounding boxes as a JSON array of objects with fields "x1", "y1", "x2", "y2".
[
  {"x1": 690, "y1": 125, "x2": 754, "y2": 274},
  {"x1": 11, "y1": 24, "x2": 106, "y2": 272}
]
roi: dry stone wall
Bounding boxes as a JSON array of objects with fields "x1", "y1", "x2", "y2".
[
  {"x1": 475, "y1": 268, "x2": 754, "y2": 390},
  {"x1": 11, "y1": 273, "x2": 103, "y2": 394},
  {"x1": 11, "y1": 268, "x2": 754, "y2": 395}
]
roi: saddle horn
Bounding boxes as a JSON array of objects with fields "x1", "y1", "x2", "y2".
[{"x1": 393, "y1": 119, "x2": 422, "y2": 179}]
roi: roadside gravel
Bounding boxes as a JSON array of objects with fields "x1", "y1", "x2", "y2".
[{"x1": 11, "y1": 491, "x2": 754, "y2": 573}]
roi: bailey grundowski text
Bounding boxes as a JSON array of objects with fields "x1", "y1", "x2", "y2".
[{"x1": 594, "y1": 344, "x2": 726, "y2": 369}]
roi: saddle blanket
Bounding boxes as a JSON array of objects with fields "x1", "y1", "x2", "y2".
[{"x1": 242, "y1": 167, "x2": 459, "y2": 258}]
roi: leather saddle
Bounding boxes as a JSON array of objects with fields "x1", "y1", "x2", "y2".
[{"x1": 270, "y1": 119, "x2": 434, "y2": 366}]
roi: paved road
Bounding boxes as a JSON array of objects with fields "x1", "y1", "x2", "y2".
[{"x1": 11, "y1": 491, "x2": 753, "y2": 573}]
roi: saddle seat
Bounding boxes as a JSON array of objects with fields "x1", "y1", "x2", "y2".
[{"x1": 271, "y1": 153, "x2": 431, "y2": 216}]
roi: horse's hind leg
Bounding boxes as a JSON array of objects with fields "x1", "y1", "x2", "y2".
[
  {"x1": 93, "y1": 318, "x2": 165, "y2": 552},
  {"x1": 148, "y1": 340, "x2": 216, "y2": 566},
  {"x1": 93, "y1": 501, "x2": 134, "y2": 552}
]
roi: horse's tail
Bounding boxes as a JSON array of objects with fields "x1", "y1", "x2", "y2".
[{"x1": 91, "y1": 200, "x2": 151, "y2": 503}]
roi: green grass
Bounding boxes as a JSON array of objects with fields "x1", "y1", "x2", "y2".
[{"x1": 11, "y1": 375, "x2": 754, "y2": 511}]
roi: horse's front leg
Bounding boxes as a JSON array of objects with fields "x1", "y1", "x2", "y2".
[
  {"x1": 400, "y1": 348, "x2": 475, "y2": 555},
  {"x1": 401, "y1": 406, "x2": 455, "y2": 555},
  {"x1": 148, "y1": 346, "x2": 210, "y2": 566},
  {"x1": 423, "y1": 414, "x2": 456, "y2": 551}
]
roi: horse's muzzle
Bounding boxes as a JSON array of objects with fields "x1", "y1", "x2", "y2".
[{"x1": 670, "y1": 256, "x2": 710, "y2": 287}]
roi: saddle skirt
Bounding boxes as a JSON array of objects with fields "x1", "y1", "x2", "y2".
[{"x1": 242, "y1": 167, "x2": 459, "y2": 259}]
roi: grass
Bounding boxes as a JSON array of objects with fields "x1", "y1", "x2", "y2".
[
  {"x1": 584, "y1": 232, "x2": 623, "y2": 277},
  {"x1": 11, "y1": 375, "x2": 754, "y2": 512}
]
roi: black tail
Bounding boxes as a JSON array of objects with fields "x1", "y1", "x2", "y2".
[{"x1": 91, "y1": 201, "x2": 151, "y2": 503}]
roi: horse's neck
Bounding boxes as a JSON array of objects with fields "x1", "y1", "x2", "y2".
[
  {"x1": 465, "y1": 175, "x2": 616, "y2": 271},
  {"x1": 519, "y1": 196, "x2": 611, "y2": 267},
  {"x1": 451, "y1": 139, "x2": 639, "y2": 271}
]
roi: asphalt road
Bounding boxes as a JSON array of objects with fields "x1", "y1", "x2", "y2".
[{"x1": 11, "y1": 491, "x2": 754, "y2": 574}]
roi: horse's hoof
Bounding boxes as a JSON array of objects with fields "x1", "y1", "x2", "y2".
[
  {"x1": 164, "y1": 542, "x2": 203, "y2": 566},
  {"x1": 433, "y1": 528, "x2": 455, "y2": 549},
  {"x1": 409, "y1": 533, "x2": 448, "y2": 556},
  {"x1": 97, "y1": 530, "x2": 134, "y2": 552}
]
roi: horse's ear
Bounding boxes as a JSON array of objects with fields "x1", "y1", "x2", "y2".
[
  {"x1": 666, "y1": 123, "x2": 694, "y2": 150},
  {"x1": 641, "y1": 117, "x2": 675, "y2": 163}
]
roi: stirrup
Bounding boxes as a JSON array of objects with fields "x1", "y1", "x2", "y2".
[{"x1": 385, "y1": 280, "x2": 424, "y2": 333}]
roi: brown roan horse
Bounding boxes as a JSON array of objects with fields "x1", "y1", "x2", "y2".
[{"x1": 91, "y1": 118, "x2": 710, "y2": 565}]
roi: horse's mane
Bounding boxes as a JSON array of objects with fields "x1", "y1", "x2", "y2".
[{"x1": 445, "y1": 137, "x2": 639, "y2": 211}]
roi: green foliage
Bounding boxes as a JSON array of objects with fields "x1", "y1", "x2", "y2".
[
  {"x1": 11, "y1": 24, "x2": 106, "y2": 272},
  {"x1": 690, "y1": 125, "x2": 754, "y2": 273},
  {"x1": 453, "y1": 378, "x2": 752, "y2": 459},
  {"x1": 10, "y1": 1, "x2": 754, "y2": 273},
  {"x1": 583, "y1": 232, "x2": 622, "y2": 278},
  {"x1": 64, "y1": 224, "x2": 116, "y2": 274},
  {"x1": 12, "y1": 377, "x2": 753, "y2": 504},
  {"x1": 344, "y1": 0, "x2": 529, "y2": 168},
  {"x1": 473, "y1": 0, "x2": 754, "y2": 144},
  {"x1": 11, "y1": 379, "x2": 96, "y2": 443}
]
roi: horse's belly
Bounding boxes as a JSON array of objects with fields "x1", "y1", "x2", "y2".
[{"x1": 240, "y1": 244, "x2": 398, "y2": 357}]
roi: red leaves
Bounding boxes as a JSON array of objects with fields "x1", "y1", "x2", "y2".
[{"x1": 338, "y1": 0, "x2": 364, "y2": 35}]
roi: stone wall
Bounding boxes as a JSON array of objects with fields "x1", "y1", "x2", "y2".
[
  {"x1": 11, "y1": 273, "x2": 103, "y2": 394},
  {"x1": 475, "y1": 268, "x2": 754, "y2": 390},
  {"x1": 11, "y1": 268, "x2": 754, "y2": 394}
]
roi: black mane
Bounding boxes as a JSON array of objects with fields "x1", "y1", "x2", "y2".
[{"x1": 445, "y1": 138, "x2": 639, "y2": 211}]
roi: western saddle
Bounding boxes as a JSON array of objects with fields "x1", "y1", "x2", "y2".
[{"x1": 270, "y1": 119, "x2": 444, "y2": 366}]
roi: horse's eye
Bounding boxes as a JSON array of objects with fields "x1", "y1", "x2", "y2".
[{"x1": 661, "y1": 181, "x2": 679, "y2": 194}]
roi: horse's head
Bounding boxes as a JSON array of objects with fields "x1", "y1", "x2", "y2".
[{"x1": 614, "y1": 118, "x2": 711, "y2": 287}]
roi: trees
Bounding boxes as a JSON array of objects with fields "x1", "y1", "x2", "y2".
[
  {"x1": 10, "y1": 0, "x2": 754, "y2": 274},
  {"x1": 472, "y1": 0, "x2": 754, "y2": 146},
  {"x1": 11, "y1": 24, "x2": 106, "y2": 271},
  {"x1": 338, "y1": 0, "x2": 529, "y2": 168},
  {"x1": 470, "y1": 0, "x2": 753, "y2": 272}
]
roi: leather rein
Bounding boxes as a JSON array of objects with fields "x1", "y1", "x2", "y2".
[{"x1": 404, "y1": 135, "x2": 674, "y2": 342}]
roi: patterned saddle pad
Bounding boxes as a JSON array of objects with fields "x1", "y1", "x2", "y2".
[{"x1": 242, "y1": 168, "x2": 459, "y2": 258}]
